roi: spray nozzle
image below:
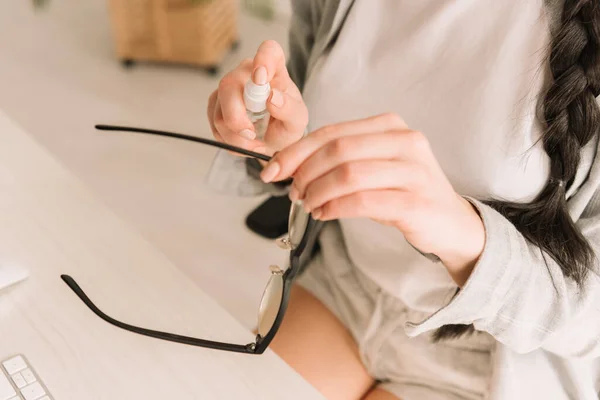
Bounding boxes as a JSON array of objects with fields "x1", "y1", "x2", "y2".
[{"x1": 244, "y1": 80, "x2": 271, "y2": 113}]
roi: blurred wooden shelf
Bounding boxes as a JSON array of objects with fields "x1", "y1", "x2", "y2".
[{"x1": 107, "y1": 0, "x2": 238, "y2": 74}]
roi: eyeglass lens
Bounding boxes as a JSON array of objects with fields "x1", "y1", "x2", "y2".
[
  {"x1": 257, "y1": 270, "x2": 284, "y2": 338},
  {"x1": 287, "y1": 200, "x2": 310, "y2": 249},
  {"x1": 256, "y1": 201, "x2": 310, "y2": 337}
]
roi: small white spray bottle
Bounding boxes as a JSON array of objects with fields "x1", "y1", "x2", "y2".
[{"x1": 243, "y1": 79, "x2": 271, "y2": 140}]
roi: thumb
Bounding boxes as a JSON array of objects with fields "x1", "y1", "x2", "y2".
[{"x1": 266, "y1": 88, "x2": 309, "y2": 134}]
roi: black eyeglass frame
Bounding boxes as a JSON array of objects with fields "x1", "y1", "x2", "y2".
[{"x1": 61, "y1": 125, "x2": 317, "y2": 355}]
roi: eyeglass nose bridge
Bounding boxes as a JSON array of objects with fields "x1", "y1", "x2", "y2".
[
  {"x1": 275, "y1": 200, "x2": 310, "y2": 252},
  {"x1": 269, "y1": 264, "x2": 284, "y2": 275},
  {"x1": 275, "y1": 235, "x2": 293, "y2": 250}
]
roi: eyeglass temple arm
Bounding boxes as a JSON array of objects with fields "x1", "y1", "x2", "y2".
[
  {"x1": 95, "y1": 125, "x2": 272, "y2": 162},
  {"x1": 61, "y1": 275, "x2": 256, "y2": 354}
]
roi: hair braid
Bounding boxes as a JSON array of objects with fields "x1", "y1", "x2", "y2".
[{"x1": 435, "y1": 0, "x2": 600, "y2": 341}]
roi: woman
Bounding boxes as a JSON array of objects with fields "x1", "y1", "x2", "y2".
[{"x1": 207, "y1": 1, "x2": 600, "y2": 399}]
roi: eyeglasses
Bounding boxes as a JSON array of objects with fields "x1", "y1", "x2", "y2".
[{"x1": 61, "y1": 125, "x2": 317, "y2": 355}]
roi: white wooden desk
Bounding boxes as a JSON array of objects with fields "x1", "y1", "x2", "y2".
[{"x1": 0, "y1": 111, "x2": 323, "y2": 399}]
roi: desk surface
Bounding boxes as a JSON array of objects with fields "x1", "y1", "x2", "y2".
[{"x1": 0, "y1": 111, "x2": 323, "y2": 399}]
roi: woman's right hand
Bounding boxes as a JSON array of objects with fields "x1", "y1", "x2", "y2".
[{"x1": 207, "y1": 40, "x2": 308, "y2": 156}]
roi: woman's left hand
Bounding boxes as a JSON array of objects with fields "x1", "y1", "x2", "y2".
[{"x1": 259, "y1": 113, "x2": 486, "y2": 284}]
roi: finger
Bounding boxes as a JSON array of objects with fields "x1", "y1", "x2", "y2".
[
  {"x1": 211, "y1": 99, "x2": 236, "y2": 152},
  {"x1": 213, "y1": 128, "x2": 224, "y2": 143},
  {"x1": 261, "y1": 113, "x2": 408, "y2": 182},
  {"x1": 268, "y1": 64, "x2": 303, "y2": 101},
  {"x1": 292, "y1": 132, "x2": 409, "y2": 196},
  {"x1": 252, "y1": 40, "x2": 289, "y2": 85},
  {"x1": 214, "y1": 130, "x2": 241, "y2": 157},
  {"x1": 207, "y1": 90, "x2": 220, "y2": 140},
  {"x1": 214, "y1": 99, "x2": 264, "y2": 152},
  {"x1": 372, "y1": 218, "x2": 398, "y2": 227},
  {"x1": 300, "y1": 160, "x2": 414, "y2": 212},
  {"x1": 312, "y1": 190, "x2": 406, "y2": 222},
  {"x1": 218, "y1": 59, "x2": 255, "y2": 136},
  {"x1": 266, "y1": 88, "x2": 309, "y2": 133}
]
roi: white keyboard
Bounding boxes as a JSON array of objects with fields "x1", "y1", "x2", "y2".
[{"x1": 0, "y1": 355, "x2": 52, "y2": 400}]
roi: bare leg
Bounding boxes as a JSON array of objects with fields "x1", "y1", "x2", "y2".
[
  {"x1": 270, "y1": 285, "x2": 375, "y2": 400},
  {"x1": 362, "y1": 388, "x2": 401, "y2": 400}
]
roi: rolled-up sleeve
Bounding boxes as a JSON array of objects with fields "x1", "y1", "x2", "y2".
[{"x1": 404, "y1": 189, "x2": 600, "y2": 358}]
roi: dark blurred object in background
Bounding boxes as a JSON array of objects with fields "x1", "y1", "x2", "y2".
[
  {"x1": 246, "y1": 195, "x2": 291, "y2": 239},
  {"x1": 243, "y1": 0, "x2": 275, "y2": 21},
  {"x1": 32, "y1": 0, "x2": 50, "y2": 9},
  {"x1": 107, "y1": 0, "x2": 239, "y2": 75}
]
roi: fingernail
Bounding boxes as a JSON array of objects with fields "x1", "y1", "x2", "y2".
[
  {"x1": 270, "y1": 89, "x2": 284, "y2": 107},
  {"x1": 261, "y1": 161, "x2": 280, "y2": 183},
  {"x1": 289, "y1": 186, "x2": 299, "y2": 202},
  {"x1": 239, "y1": 129, "x2": 256, "y2": 140},
  {"x1": 254, "y1": 66, "x2": 267, "y2": 85},
  {"x1": 311, "y1": 208, "x2": 322, "y2": 219}
]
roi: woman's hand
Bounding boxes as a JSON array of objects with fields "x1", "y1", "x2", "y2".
[
  {"x1": 259, "y1": 113, "x2": 485, "y2": 285},
  {"x1": 207, "y1": 40, "x2": 308, "y2": 156}
]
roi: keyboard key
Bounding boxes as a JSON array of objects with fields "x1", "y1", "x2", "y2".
[
  {"x1": 21, "y1": 382, "x2": 45, "y2": 400},
  {"x1": 21, "y1": 368, "x2": 36, "y2": 384},
  {"x1": 0, "y1": 373, "x2": 16, "y2": 400},
  {"x1": 2, "y1": 356, "x2": 26, "y2": 375},
  {"x1": 10, "y1": 373, "x2": 25, "y2": 389},
  {"x1": 2, "y1": 355, "x2": 51, "y2": 400}
]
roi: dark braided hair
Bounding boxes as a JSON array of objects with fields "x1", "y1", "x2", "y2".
[{"x1": 435, "y1": 0, "x2": 600, "y2": 341}]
